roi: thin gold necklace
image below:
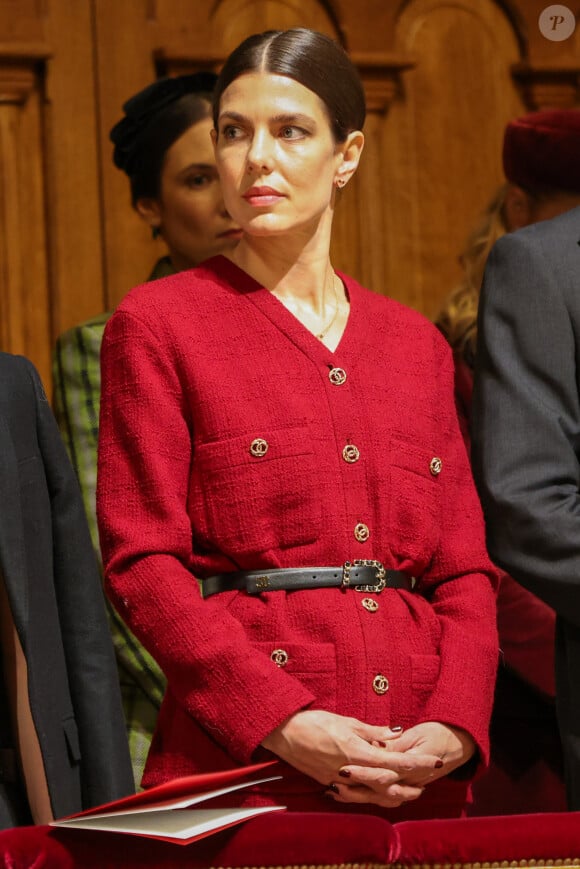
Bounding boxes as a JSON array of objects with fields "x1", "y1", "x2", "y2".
[{"x1": 316, "y1": 275, "x2": 339, "y2": 340}]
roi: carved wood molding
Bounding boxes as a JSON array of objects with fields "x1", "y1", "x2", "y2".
[
  {"x1": 512, "y1": 62, "x2": 580, "y2": 109},
  {"x1": 0, "y1": 46, "x2": 50, "y2": 104},
  {"x1": 350, "y1": 51, "x2": 416, "y2": 113},
  {"x1": 154, "y1": 51, "x2": 223, "y2": 77}
]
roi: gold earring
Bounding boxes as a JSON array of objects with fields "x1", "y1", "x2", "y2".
[{"x1": 335, "y1": 178, "x2": 346, "y2": 189}]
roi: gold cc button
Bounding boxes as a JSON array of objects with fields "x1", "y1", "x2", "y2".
[
  {"x1": 250, "y1": 438, "x2": 269, "y2": 457},
  {"x1": 354, "y1": 522, "x2": 370, "y2": 542},
  {"x1": 328, "y1": 367, "x2": 347, "y2": 386},
  {"x1": 372, "y1": 674, "x2": 389, "y2": 695},
  {"x1": 430, "y1": 457, "x2": 442, "y2": 476},
  {"x1": 342, "y1": 444, "x2": 360, "y2": 463},
  {"x1": 362, "y1": 598, "x2": 379, "y2": 613},
  {"x1": 270, "y1": 649, "x2": 289, "y2": 667}
]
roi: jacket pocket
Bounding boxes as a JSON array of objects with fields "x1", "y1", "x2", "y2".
[
  {"x1": 388, "y1": 437, "x2": 441, "y2": 570},
  {"x1": 254, "y1": 641, "x2": 337, "y2": 711},
  {"x1": 192, "y1": 425, "x2": 321, "y2": 555}
]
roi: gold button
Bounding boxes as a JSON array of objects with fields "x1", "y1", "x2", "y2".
[
  {"x1": 250, "y1": 438, "x2": 269, "y2": 457},
  {"x1": 373, "y1": 674, "x2": 389, "y2": 695},
  {"x1": 270, "y1": 649, "x2": 289, "y2": 667},
  {"x1": 342, "y1": 444, "x2": 360, "y2": 463},
  {"x1": 329, "y1": 367, "x2": 347, "y2": 386},
  {"x1": 430, "y1": 457, "x2": 442, "y2": 476},
  {"x1": 362, "y1": 598, "x2": 379, "y2": 613},
  {"x1": 354, "y1": 522, "x2": 370, "y2": 542}
]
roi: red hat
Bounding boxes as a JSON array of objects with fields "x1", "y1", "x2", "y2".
[{"x1": 502, "y1": 109, "x2": 580, "y2": 194}]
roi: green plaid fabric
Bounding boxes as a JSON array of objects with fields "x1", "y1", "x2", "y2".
[{"x1": 52, "y1": 258, "x2": 174, "y2": 788}]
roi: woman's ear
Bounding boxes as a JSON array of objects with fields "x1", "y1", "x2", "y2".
[
  {"x1": 335, "y1": 130, "x2": 365, "y2": 188},
  {"x1": 135, "y1": 197, "x2": 162, "y2": 233},
  {"x1": 503, "y1": 184, "x2": 533, "y2": 231}
]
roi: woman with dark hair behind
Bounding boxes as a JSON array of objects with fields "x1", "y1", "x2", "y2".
[
  {"x1": 53, "y1": 72, "x2": 242, "y2": 787},
  {"x1": 98, "y1": 28, "x2": 498, "y2": 819}
]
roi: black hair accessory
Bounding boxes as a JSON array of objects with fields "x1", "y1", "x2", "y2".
[{"x1": 110, "y1": 72, "x2": 218, "y2": 177}]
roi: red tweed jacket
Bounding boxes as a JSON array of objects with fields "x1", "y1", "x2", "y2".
[{"x1": 97, "y1": 256, "x2": 498, "y2": 818}]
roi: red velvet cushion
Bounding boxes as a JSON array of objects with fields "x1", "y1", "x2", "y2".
[
  {"x1": 394, "y1": 812, "x2": 580, "y2": 865},
  {"x1": 0, "y1": 813, "x2": 396, "y2": 868},
  {"x1": 4, "y1": 812, "x2": 580, "y2": 868}
]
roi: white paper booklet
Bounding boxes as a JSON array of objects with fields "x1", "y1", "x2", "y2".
[{"x1": 50, "y1": 761, "x2": 285, "y2": 846}]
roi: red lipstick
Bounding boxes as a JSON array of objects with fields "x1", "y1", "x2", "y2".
[{"x1": 243, "y1": 186, "x2": 284, "y2": 206}]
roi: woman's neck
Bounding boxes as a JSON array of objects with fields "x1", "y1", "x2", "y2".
[
  {"x1": 227, "y1": 230, "x2": 349, "y2": 351},
  {"x1": 226, "y1": 216, "x2": 334, "y2": 308}
]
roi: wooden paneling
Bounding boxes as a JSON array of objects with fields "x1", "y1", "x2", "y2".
[
  {"x1": 93, "y1": 0, "x2": 164, "y2": 310},
  {"x1": 0, "y1": 61, "x2": 51, "y2": 386},
  {"x1": 44, "y1": 0, "x2": 104, "y2": 336},
  {"x1": 0, "y1": 0, "x2": 579, "y2": 390},
  {"x1": 386, "y1": 0, "x2": 525, "y2": 318}
]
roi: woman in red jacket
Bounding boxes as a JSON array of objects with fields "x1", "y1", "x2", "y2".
[{"x1": 97, "y1": 27, "x2": 498, "y2": 820}]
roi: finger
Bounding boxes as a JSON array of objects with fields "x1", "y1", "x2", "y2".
[
  {"x1": 355, "y1": 722, "x2": 406, "y2": 746},
  {"x1": 340, "y1": 751, "x2": 442, "y2": 779},
  {"x1": 328, "y1": 781, "x2": 424, "y2": 808},
  {"x1": 338, "y1": 766, "x2": 401, "y2": 787},
  {"x1": 349, "y1": 737, "x2": 442, "y2": 771},
  {"x1": 344, "y1": 740, "x2": 409, "y2": 770},
  {"x1": 399, "y1": 772, "x2": 444, "y2": 788},
  {"x1": 370, "y1": 731, "x2": 404, "y2": 749},
  {"x1": 398, "y1": 764, "x2": 448, "y2": 788}
]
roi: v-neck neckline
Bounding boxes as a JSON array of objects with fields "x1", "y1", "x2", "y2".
[{"x1": 207, "y1": 255, "x2": 367, "y2": 369}]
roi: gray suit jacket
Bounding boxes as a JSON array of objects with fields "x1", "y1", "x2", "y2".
[
  {"x1": 0, "y1": 353, "x2": 133, "y2": 828},
  {"x1": 472, "y1": 205, "x2": 580, "y2": 808}
]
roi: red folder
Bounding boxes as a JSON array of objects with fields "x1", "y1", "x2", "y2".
[{"x1": 50, "y1": 761, "x2": 285, "y2": 845}]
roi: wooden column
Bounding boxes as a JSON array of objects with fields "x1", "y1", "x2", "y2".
[
  {"x1": 0, "y1": 54, "x2": 51, "y2": 385},
  {"x1": 331, "y1": 54, "x2": 414, "y2": 292}
]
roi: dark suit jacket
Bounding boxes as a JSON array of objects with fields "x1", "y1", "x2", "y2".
[
  {"x1": 0, "y1": 353, "x2": 133, "y2": 828},
  {"x1": 472, "y1": 205, "x2": 580, "y2": 809}
]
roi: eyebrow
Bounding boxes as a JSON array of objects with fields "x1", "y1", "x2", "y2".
[
  {"x1": 218, "y1": 111, "x2": 316, "y2": 127},
  {"x1": 177, "y1": 163, "x2": 216, "y2": 174}
]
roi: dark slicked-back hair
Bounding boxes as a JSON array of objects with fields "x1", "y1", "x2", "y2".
[{"x1": 213, "y1": 28, "x2": 365, "y2": 143}]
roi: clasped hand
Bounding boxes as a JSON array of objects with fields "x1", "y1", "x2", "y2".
[{"x1": 261, "y1": 710, "x2": 475, "y2": 808}]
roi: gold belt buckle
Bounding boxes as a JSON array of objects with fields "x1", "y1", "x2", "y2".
[{"x1": 342, "y1": 559, "x2": 386, "y2": 593}]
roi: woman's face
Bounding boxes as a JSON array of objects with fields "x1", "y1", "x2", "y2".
[
  {"x1": 139, "y1": 116, "x2": 243, "y2": 270},
  {"x1": 213, "y1": 72, "x2": 350, "y2": 239}
]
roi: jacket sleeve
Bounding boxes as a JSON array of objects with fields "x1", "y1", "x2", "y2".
[
  {"x1": 52, "y1": 324, "x2": 166, "y2": 709},
  {"x1": 97, "y1": 311, "x2": 316, "y2": 764},
  {"x1": 415, "y1": 336, "x2": 499, "y2": 766},
  {"x1": 28, "y1": 359, "x2": 134, "y2": 805},
  {"x1": 495, "y1": 573, "x2": 556, "y2": 699},
  {"x1": 472, "y1": 228, "x2": 580, "y2": 628}
]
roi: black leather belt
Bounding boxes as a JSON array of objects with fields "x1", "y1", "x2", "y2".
[{"x1": 203, "y1": 560, "x2": 414, "y2": 597}]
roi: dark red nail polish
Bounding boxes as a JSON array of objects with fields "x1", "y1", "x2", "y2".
[
  {"x1": 390, "y1": 725, "x2": 403, "y2": 733},
  {"x1": 435, "y1": 759, "x2": 444, "y2": 769},
  {"x1": 339, "y1": 769, "x2": 351, "y2": 778},
  {"x1": 328, "y1": 783, "x2": 339, "y2": 793}
]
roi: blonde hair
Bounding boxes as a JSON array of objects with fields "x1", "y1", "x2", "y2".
[{"x1": 436, "y1": 183, "x2": 510, "y2": 367}]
